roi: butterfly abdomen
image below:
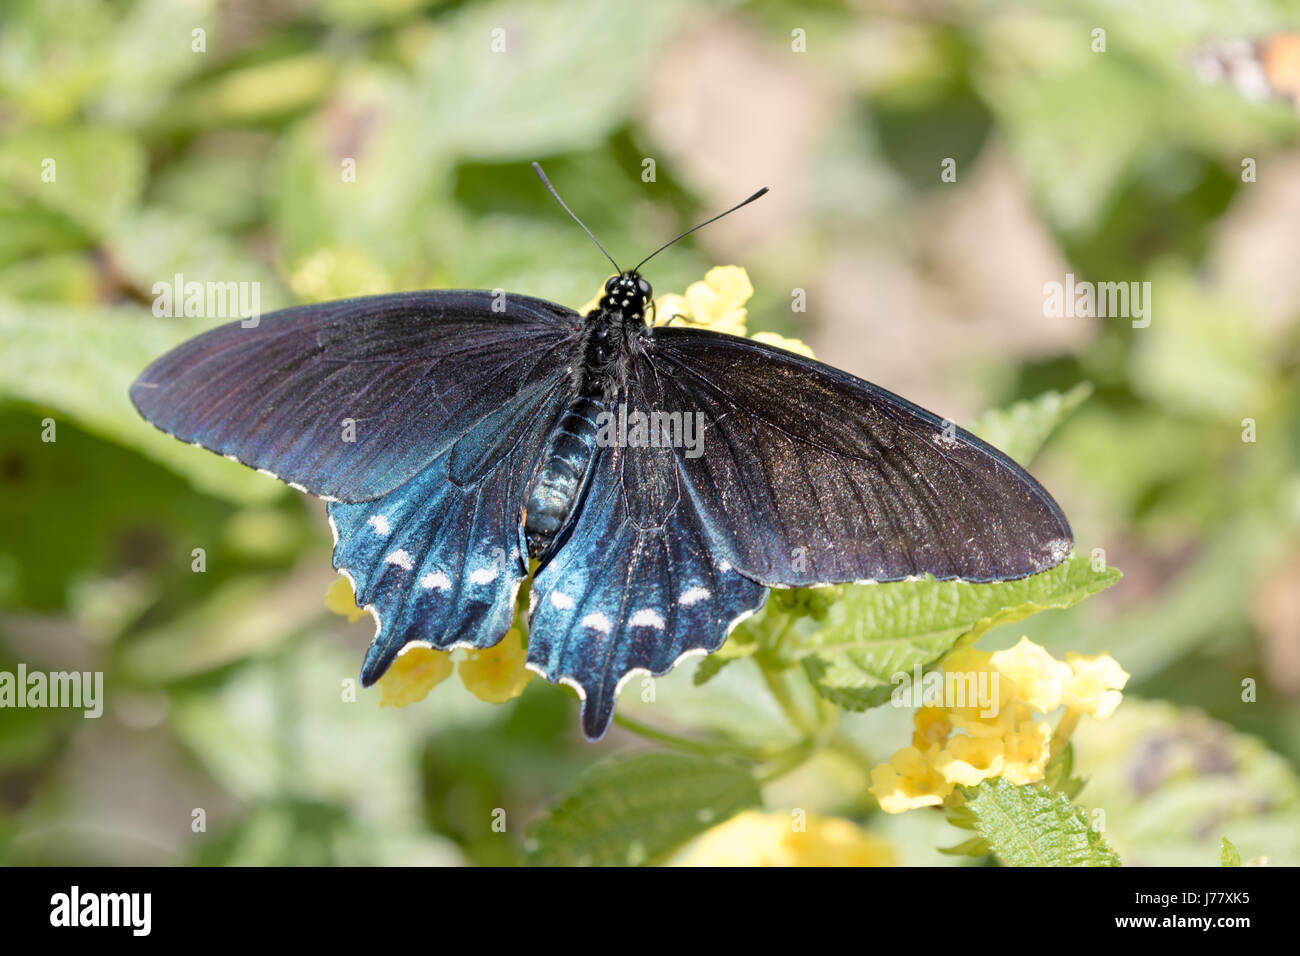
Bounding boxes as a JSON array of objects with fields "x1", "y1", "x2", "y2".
[
  {"x1": 524, "y1": 392, "x2": 605, "y2": 558},
  {"x1": 523, "y1": 303, "x2": 644, "y2": 559}
]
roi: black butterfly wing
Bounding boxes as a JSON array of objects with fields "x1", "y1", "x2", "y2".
[
  {"x1": 329, "y1": 373, "x2": 576, "y2": 684},
  {"x1": 647, "y1": 328, "x2": 1073, "y2": 586},
  {"x1": 526, "y1": 357, "x2": 768, "y2": 739},
  {"x1": 130, "y1": 291, "x2": 583, "y2": 502}
]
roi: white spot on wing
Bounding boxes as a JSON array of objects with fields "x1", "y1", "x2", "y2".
[
  {"x1": 469, "y1": 566, "x2": 500, "y2": 585},
  {"x1": 581, "y1": 611, "x2": 612, "y2": 634},
  {"x1": 385, "y1": 549, "x2": 413, "y2": 570},
  {"x1": 367, "y1": 515, "x2": 391, "y2": 536},
  {"x1": 629, "y1": 608, "x2": 665, "y2": 629},
  {"x1": 420, "y1": 570, "x2": 451, "y2": 591},
  {"x1": 717, "y1": 559, "x2": 732, "y2": 573},
  {"x1": 679, "y1": 587, "x2": 710, "y2": 606},
  {"x1": 550, "y1": 591, "x2": 575, "y2": 610}
]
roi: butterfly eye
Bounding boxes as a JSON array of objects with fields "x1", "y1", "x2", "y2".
[
  {"x1": 636, "y1": 277, "x2": 652, "y2": 299},
  {"x1": 605, "y1": 276, "x2": 620, "y2": 294}
]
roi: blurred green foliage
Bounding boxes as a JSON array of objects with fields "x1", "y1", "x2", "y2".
[{"x1": 2, "y1": 0, "x2": 1300, "y2": 866}]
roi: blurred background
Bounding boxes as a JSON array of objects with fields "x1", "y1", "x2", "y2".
[{"x1": 2, "y1": 0, "x2": 1300, "y2": 866}]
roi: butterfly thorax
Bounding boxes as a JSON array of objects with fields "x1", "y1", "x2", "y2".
[{"x1": 522, "y1": 275, "x2": 651, "y2": 559}]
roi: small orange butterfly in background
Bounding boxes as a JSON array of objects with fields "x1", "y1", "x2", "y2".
[{"x1": 1194, "y1": 33, "x2": 1300, "y2": 107}]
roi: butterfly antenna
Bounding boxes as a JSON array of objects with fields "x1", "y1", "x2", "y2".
[
  {"x1": 632, "y1": 186, "x2": 769, "y2": 272},
  {"x1": 532, "y1": 162, "x2": 622, "y2": 274}
]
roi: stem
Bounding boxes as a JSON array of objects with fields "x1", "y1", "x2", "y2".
[
  {"x1": 613, "y1": 713, "x2": 770, "y2": 758},
  {"x1": 1051, "y1": 707, "x2": 1083, "y2": 758},
  {"x1": 755, "y1": 739, "x2": 816, "y2": 784},
  {"x1": 827, "y1": 733, "x2": 878, "y2": 780},
  {"x1": 760, "y1": 663, "x2": 817, "y2": 736}
]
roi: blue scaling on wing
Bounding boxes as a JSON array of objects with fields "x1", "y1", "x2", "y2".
[
  {"x1": 130, "y1": 291, "x2": 582, "y2": 502},
  {"x1": 527, "y1": 359, "x2": 769, "y2": 740},
  {"x1": 330, "y1": 376, "x2": 574, "y2": 684}
]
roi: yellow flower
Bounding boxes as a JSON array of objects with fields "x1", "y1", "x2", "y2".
[
  {"x1": 1061, "y1": 652, "x2": 1129, "y2": 719},
  {"x1": 912, "y1": 706, "x2": 953, "y2": 749},
  {"x1": 934, "y1": 734, "x2": 1006, "y2": 787},
  {"x1": 377, "y1": 643, "x2": 454, "y2": 708},
  {"x1": 324, "y1": 574, "x2": 367, "y2": 623},
  {"x1": 990, "y1": 636, "x2": 1070, "y2": 713},
  {"x1": 657, "y1": 265, "x2": 752, "y2": 335},
  {"x1": 750, "y1": 331, "x2": 816, "y2": 358},
  {"x1": 652, "y1": 292, "x2": 691, "y2": 326},
  {"x1": 869, "y1": 745, "x2": 954, "y2": 813},
  {"x1": 873, "y1": 639, "x2": 1130, "y2": 810},
  {"x1": 942, "y1": 646, "x2": 1018, "y2": 738},
  {"x1": 1000, "y1": 721, "x2": 1053, "y2": 785},
  {"x1": 459, "y1": 629, "x2": 532, "y2": 703},
  {"x1": 676, "y1": 810, "x2": 896, "y2": 867}
]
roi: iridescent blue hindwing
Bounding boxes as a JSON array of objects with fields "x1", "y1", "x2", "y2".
[
  {"x1": 329, "y1": 376, "x2": 574, "y2": 682},
  {"x1": 527, "y1": 362, "x2": 769, "y2": 740}
]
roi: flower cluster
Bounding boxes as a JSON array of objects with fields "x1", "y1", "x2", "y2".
[
  {"x1": 869, "y1": 637, "x2": 1130, "y2": 813},
  {"x1": 676, "y1": 810, "x2": 896, "y2": 866},
  {"x1": 326, "y1": 576, "x2": 532, "y2": 707}
]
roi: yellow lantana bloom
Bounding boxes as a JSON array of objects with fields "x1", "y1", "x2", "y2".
[
  {"x1": 324, "y1": 574, "x2": 367, "y2": 623},
  {"x1": 677, "y1": 810, "x2": 896, "y2": 867},
  {"x1": 459, "y1": 629, "x2": 532, "y2": 703},
  {"x1": 869, "y1": 638, "x2": 1130, "y2": 812},
  {"x1": 934, "y1": 734, "x2": 1006, "y2": 787},
  {"x1": 941, "y1": 646, "x2": 1018, "y2": 738},
  {"x1": 657, "y1": 266, "x2": 752, "y2": 335},
  {"x1": 1062, "y1": 652, "x2": 1130, "y2": 719},
  {"x1": 990, "y1": 636, "x2": 1069, "y2": 713},
  {"x1": 869, "y1": 745, "x2": 955, "y2": 813},
  {"x1": 377, "y1": 644, "x2": 454, "y2": 708},
  {"x1": 912, "y1": 706, "x2": 953, "y2": 749},
  {"x1": 750, "y1": 330, "x2": 815, "y2": 358},
  {"x1": 1001, "y1": 721, "x2": 1054, "y2": 786}
]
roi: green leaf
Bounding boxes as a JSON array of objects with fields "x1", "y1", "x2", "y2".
[
  {"x1": 0, "y1": 127, "x2": 146, "y2": 237},
  {"x1": 1042, "y1": 742, "x2": 1086, "y2": 800},
  {"x1": 0, "y1": 298, "x2": 285, "y2": 503},
  {"x1": 412, "y1": 0, "x2": 688, "y2": 162},
  {"x1": 963, "y1": 778, "x2": 1121, "y2": 867},
  {"x1": 692, "y1": 640, "x2": 756, "y2": 685},
  {"x1": 797, "y1": 555, "x2": 1121, "y2": 710},
  {"x1": 1220, "y1": 837, "x2": 1242, "y2": 868},
  {"x1": 938, "y1": 835, "x2": 991, "y2": 857},
  {"x1": 527, "y1": 753, "x2": 760, "y2": 866},
  {"x1": 968, "y1": 383, "x2": 1093, "y2": 465}
]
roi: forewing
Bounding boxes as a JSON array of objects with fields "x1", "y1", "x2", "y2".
[
  {"x1": 130, "y1": 290, "x2": 582, "y2": 502},
  {"x1": 649, "y1": 328, "x2": 1073, "y2": 585},
  {"x1": 527, "y1": 365, "x2": 768, "y2": 740},
  {"x1": 329, "y1": 373, "x2": 575, "y2": 684}
]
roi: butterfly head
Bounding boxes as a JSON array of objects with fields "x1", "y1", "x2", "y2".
[{"x1": 600, "y1": 271, "x2": 653, "y2": 317}]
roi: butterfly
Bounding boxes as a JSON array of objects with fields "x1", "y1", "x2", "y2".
[{"x1": 130, "y1": 163, "x2": 1073, "y2": 740}]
